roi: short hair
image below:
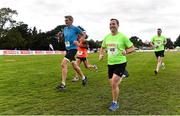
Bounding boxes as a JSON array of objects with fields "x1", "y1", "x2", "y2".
[
  {"x1": 110, "y1": 18, "x2": 119, "y2": 26},
  {"x1": 65, "y1": 15, "x2": 73, "y2": 21},
  {"x1": 157, "y1": 28, "x2": 162, "y2": 31}
]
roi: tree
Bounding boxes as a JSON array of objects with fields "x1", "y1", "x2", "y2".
[
  {"x1": 174, "y1": 35, "x2": 180, "y2": 47},
  {"x1": 166, "y1": 38, "x2": 174, "y2": 49},
  {"x1": 87, "y1": 39, "x2": 100, "y2": 52},
  {"x1": 32, "y1": 27, "x2": 38, "y2": 35},
  {"x1": 14, "y1": 23, "x2": 33, "y2": 49},
  {"x1": 130, "y1": 36, "x2": 143, "y2": 48},
  {"x1": 45, "y1": 25, "x2": 66, "y2": 50},
  {"x1": 0, "y1": 7, "x2": 17, "y2": 39},
  {"x1": 0, "y1": 28, "x2": 25, "y2": 49},
  {"x1": 31, "y1": 32, "x2": 50, "y2": 50}
]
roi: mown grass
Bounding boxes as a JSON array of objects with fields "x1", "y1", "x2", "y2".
[{"x1": 0, "y1": 52, "x2": 179, "y2": 115}]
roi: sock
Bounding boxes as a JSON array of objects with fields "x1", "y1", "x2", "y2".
[
  {"x1": 113, "y1": 101, "x2": 117, "y2": 104},
  {"x1": 61, "y1": 81, "x2": 65, "y2": 86},
  {"x1": 74, "y1": 76, "x2": 78, "y2": 79},
  {"x1": 82, "y1": 76, "x2": 85, "y2": 80},
  {"x1": 122, "y1": 74, "x2": 126, "y2": 78}
]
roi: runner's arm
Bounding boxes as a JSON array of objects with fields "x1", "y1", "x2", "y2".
[
  {"x1": 99, "y1": 47, "x2": 105, "y2": 60},
  {"x1": 123, "y1": 45, "x2": 135, "y2": 55}
]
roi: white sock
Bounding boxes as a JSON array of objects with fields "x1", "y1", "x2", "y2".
[
  {"x1": 122, "y1": 74, "x2": 126, "y2": 78},
  {"x1": 113, "y1": 101, "x2": 117, "y2": 104},
  {"x1": 61, "y1": 81, "x2": 65, "y2": 86},
  {"x1": 82, "y1": 76, "x2": 85, "y2": 80}
]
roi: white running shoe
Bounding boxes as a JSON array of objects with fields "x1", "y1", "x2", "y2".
[
  {"x1": 93, "y1": 64, "x2": 98, "y2": 72},
  {"x1": 161, "y1": 62, "x2": 165, "y2": 69},
  {"x1": 72, "y1": 77, "x2": 79, "y2": 82}
]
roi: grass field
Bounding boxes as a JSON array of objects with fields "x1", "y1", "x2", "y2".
[{"x1": 0, "y1": 52, "x2": 180, "y2": 115}]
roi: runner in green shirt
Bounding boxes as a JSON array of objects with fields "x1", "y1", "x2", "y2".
[
  {"x1": 150, "y1": 28, "x2": 167, "y2": 75},
  {"x1": 99, "y1": 18, "x2": 134, "y2": 111}
]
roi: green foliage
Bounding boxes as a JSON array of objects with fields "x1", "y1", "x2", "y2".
[
  {"x1": 0, "y1": 7, "x2": 17, "y2": 38},
  {"x1": 0, "y1": 52, "x2": 179, "y2": 115},
  {"x1": 166, "y1": 38, "x2": 174, "y2": 49},
  {"x1": 48, "y1": 25, "x2": 66, "y2": 36},
  {"x1": 6, "y1": 28, "x2": 25, "y2": 49},
  {"x1": 130, "y1": 36, "x2": 144, "y2": 48},
  {"x1": 87, "y1": 39, "x2": 101, "y2": 50},
  {"x1": 174, "y1": 35, "x2": 180, "y2": 47}
]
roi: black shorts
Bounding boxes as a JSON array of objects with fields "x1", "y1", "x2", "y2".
[
  {"x1": 77, "y1": 57, "x2": 87, "y2": 61},
  {"x1": 108, "y1": 62, "x2": 127, "y2": 79},
  {"x1": 155, "y1": 50, "x2": 164, "y2": 58},
  {"x1": 65, "y1": 49, "x2": 77, "y2": 62}
]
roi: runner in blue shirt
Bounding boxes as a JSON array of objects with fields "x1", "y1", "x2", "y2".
[{"x1": 56, "y1": 15, "x2": 87, "y2": 90}]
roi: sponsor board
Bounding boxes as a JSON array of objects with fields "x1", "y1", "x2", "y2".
[{"x1": 0, "y1": 50, "x2": 66, "y2": 55}]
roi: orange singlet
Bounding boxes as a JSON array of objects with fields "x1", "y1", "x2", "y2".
[{"x1": 77, "y1": 46, "x2": 88, "y2": 58}]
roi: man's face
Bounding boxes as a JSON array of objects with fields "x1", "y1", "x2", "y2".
[
  {"x1": 109, "y1": 20, "x2": 119, "y2": 33},
  {"x1": 157, "y1": 29, "x2": 162, "y2": 35},
  {"x1": 65, "y1": 18, "x2": 72, "y2": 26}
]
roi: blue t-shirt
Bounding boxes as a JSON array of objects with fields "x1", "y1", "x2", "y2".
[{"x1": 63, "y1": 25, "x2": 82, "y2": 50}]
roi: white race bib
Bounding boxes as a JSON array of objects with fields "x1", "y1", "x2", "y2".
[
  {"x1": 156, "y1": 40, "x2": 162, "y2": 45},
  {"x1": 77, "y1": 51, "x2": 83, "y2": 55},
  {"x1": 108, "y1": 47, "x2": 118, "y2": 55},
  {"x1": 65, "y1": 41, "x2": 70, "y2": 47}
]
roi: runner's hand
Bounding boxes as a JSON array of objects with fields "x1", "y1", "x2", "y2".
[
  {"x1": 73, "y1": 41, "x2": 79, "y2": 46},
  {"x1": 122, "y1": 50, "x2": 127, "y2": 56},
  {"x1": 99, "y1": 54, "x2": 104, "y2": 61},
  {"x1": 153, "y1": 45, "x2": 159, "y2": 48}
]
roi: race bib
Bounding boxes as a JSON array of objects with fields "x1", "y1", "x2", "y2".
[
  {"x1": 108, "y1": 47, "x2": 118, "y2": 55},
  {"x1": 77, "y1": 51, "x2": 83, "y2": 55},
  {"x1": 65, "y1": 41, "x2": 70, "y2": 47},
  {"x1": 156, "y1": 40, "x2": 162, "y2": 46}
]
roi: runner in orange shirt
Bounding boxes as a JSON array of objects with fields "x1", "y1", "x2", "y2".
[{"x1": 72, "y1": 26, "x2": 98, "y2": 82}]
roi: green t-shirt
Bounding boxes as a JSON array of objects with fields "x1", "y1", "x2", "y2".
[
  {"x1": 151, "y1": 35, "x2": 166, "y2": 51},
  {"x1": 101, "y1": 32, "x2": 133, "y2": 65}
]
